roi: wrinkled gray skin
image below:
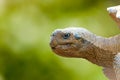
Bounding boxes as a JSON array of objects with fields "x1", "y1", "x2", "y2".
[{"x1": 50, "y1": 27, "x2": 120, "y2": 80}]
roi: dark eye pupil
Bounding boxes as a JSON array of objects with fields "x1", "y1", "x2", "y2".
[{"x1": 63, "y1": 33, "x2": 70, "y2": 39}]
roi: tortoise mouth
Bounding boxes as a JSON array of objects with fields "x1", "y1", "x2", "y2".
[
  {"x1": 50, "y1": 36, "x2": 74, "y2": 50},
  {"x1": 51, "y1": 46, "x2": 56, "y2": 49},
  {"x1": 51, "y1": 43, "x2": 73, "y2": 50}
]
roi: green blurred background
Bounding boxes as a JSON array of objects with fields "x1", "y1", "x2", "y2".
[{"x1": 0, "y1": 0, "x2": 120, "y2": 80}]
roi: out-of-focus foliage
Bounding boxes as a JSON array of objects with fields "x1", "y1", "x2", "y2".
[{"x1": 0, "y1": 0, "x2": 119, "y2": 80}]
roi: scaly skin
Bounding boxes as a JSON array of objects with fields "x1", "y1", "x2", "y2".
[
  {"x1": 50, "y1": 27, "x2": 120, "y2": 80},
  {"x1": 50, "y1": 5, "x2": 120, "y2": 80}
]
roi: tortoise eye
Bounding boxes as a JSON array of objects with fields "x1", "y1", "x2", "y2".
[{"x1": 63, "y1": 33, "x2": 70, "y2": 39}]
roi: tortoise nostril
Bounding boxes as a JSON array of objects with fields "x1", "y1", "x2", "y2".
[
  {"x1": 51, "y1": 47, "x2": 56, "y2": 49},
  {"x1": 51, "y1": 33, "x2": 55, "y2": 36}
]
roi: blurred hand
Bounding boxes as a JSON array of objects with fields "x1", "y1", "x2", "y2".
[{"x1": 107, "y1": 5, "x2": 120, "y2": 28}]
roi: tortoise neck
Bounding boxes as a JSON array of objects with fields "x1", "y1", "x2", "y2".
[
  {"x1": 93, "y1": 34, "x2": 120, "y2": 53},
  {"x1": 108, "y1": 34, "x2": 120, "y2": 52},
  {"x1": 79, "y1": 34, "x2": 118, "y2": 67},
  {"x1": 79, "y1": 41, "x2": 115, "y2": 68}
]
